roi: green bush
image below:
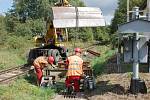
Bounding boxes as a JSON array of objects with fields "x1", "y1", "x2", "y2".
[
  {"x1": 14, "y1": 23, "x2": 32, "y2": 37},
  {"x1": 14, "y1": 19, "x2": 45, "y2": 37},
  {"x1": 79, "y1": 28, "x2": 93, "y2": 42},
  {"x1": 93, "y1": 27, "x2": 110, "y2": 43},
  {"x1": 0, "y1": 15, "x2": 7, "y2": 34},
  {"x1": 0, "y1": 33, "x2": 7, "y2": 46},
  {"x1": 28, "y1": 19, "x2": 45, "y2": 36},
  {"x1": 0, "y1": 35, "x2": 34, "y2": 70},
  {"x1": 92, "y1": 47, "x2": 116, "y2": 76},
  {"x1": 5, "y1": 13, "x2": 18, "y2": 32},
  {"x1": 68, "y1": 28, "x2": 93, "y2": 42},
  {"x1": 5, "y1": 35, "x2": 23, "y2": 49},
  {"x1": 0, "y1": 15, "x2": 8, "y2": 47},
  {"x1": 110, "y1": 33, "x2": 118, "y2": 49},
  {"x1": 2, "y1": 35, "x2": 33, "y2": 50}
]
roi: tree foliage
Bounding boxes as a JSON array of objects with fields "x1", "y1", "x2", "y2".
[
  {"x1": 12, "y1": 0, "x2": 84, "y2": 20},
  {"x1": 0, "y1": 15, "x2": 8, "y2": 46},
  {"x1": 93, "y1": 27, "x2": 110, "y2": 43},
  {"x1": 3, "y1": 0, "x2": 110, "y2": 43},
  {"x1": 13, "y1": 0, "x2": 52, "y2": 19},
  {"x1": 110, "y1": 0, "x2": 144, "y2": 48},
  {"x1": 0, "y1": 16, "x2": 7, "y2": 34},
  {"x1": 111, "y1": 0, "x2": 144, "y2": 33}
]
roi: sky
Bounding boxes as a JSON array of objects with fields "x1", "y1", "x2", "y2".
[
  {"x1": 0, "y1": 0, "x2": 118, "y2": 24},
  {"x1": 82, "y1": 0, "x2": 118, "y2": 25},
  {"x1": 0, "y1": 0, "x2": 13, "y2": 15}
]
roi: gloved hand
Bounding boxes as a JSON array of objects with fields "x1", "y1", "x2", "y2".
[{"x1": 81, "y1": 73, "x2": 86, "y2": 79}]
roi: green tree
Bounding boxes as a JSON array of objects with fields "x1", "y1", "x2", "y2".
[
  {"x1": 12, "y1": 0, "x2": 84, "y2": 20},
  {"x1": 70, "y1": 0, "x2": 85, "y2": 6},
  {"x1": 110, "y1": 0, "x2": 144, "y2": 48},
  {"x1": 5, "y1": 12, "x2": 19, "y2": 32},
  {"x1": 111, "y1": 0, "x2": 144, "y2": 33},
  {"x1": 0, "y1": 15, "x2": 7, "y2": 34},
  {"x1": 0, "y1": 15, "x2": 7, "y2": 46},
  {"x1": 13, "y1": 0, "x2": 52, "y2": 19},
  {"x1": 93, "y1": 27, "x2": 110, "y2": 43},
  {"x1": 5, "y1": 0, "x2": 110, "y2": 43}
]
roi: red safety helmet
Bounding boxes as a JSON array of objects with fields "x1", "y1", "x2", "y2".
[
  {"x1": 74, "y1": 48, "x2": 81, "y2": 53},
  {"x1": 48, "y1": 56, "x2": 54, "y2": 64}
]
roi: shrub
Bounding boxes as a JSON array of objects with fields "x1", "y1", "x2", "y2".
[
  {"x1": 92, "y1": 47, "x2": 116, "y2": 76},
  {"x1": 5, "y1": 35, "x2": 23, "y2": 49},
  {"x1": 93, "y1": 27, "x2": 110, "y2": 43},
  {"x1": 14, "y1": 23, "x2": 32, "y2": 37},
  {"x1": 27, "y1": 19, "x2": 45, "y2": 36},
  {"x1": 68, "y1": 28, "x2": 93, "y2": 42}
]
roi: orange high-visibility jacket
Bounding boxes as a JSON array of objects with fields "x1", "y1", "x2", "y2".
[
  {"x1": 33, "y1": 56, "x2": 48, "y2": 69},
  {"x1": 66, "y1": 55, "x2": 83, "y2": 76}
]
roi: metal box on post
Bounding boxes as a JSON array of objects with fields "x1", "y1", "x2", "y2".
[{"x1": 123, "y1": 36, "x2": 148, "y2": 63}]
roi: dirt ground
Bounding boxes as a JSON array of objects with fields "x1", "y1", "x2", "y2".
[
  {"x1": 52, "y1": 53, "x2": 150, "y2": 100},
  {"x1": 52, "y1": 73, "x2": 150, "y2": 100},
  {"x1": 85, "y1": 73, "x2": 150, "y2": 100}
]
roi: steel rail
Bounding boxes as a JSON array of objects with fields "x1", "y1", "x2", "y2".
[
  {"x1": 0, "y1": 64, "x2": 30, "y2": 84},
  {"x1": 0, "y1": 66, "x2": 22, "y2": 75},
  {"x1": 0, "y1": 70, "x2": 29, "y2": 83}
]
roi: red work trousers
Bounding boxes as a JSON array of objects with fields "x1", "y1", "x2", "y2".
[
  {"x1": 65, "y1": 76, "x2": 81, "y2": 92},
  {"x1": 34, "y1": 66, "x2": 43, "y2": 85}
]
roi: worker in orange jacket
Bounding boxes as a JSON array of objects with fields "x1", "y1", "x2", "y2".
[
  {"x1": 33, "y1": 56, "x2": 54, "y2": 86},
  {"x1": 65, "y1": 48, "x2": 83, "y2": 92}
]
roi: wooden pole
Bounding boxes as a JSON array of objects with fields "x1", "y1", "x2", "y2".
[
  {"x1": 147, "y1": 0, "x2": 150, "y2": 21},
  {"x1": 65, "y1": 28, "x2": 68, "y2": 42},
  {"x1": 127, "y1": 0, "x2": 130, "y2": 22}
]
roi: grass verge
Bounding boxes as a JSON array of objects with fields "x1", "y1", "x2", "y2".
[
  {"x1": 91, "y1": 46, "x2": 116, "y2": 76},
  {"x1": 0, "y1": 36, "x2": 34, "y2": 70},
  {"x1": 0, "y1": 77, "x2": 55, "y2": 100},
  {"x1": 0, "y1": 50, "x2": 26, "y2": 70}
]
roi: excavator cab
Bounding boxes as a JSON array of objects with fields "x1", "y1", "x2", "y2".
[
  {"x1": 45, "y1": 23, "x2": 67, "y2": 47},
  {"x1": 55, "y1": 0, "x2": 70, "y2": 7},
  {"x1": 29, "y1": 20, "x2": 69, "y2": 65}
]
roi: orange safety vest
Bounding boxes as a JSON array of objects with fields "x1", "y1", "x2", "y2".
[
  {"x1": 66, "y1": 55, "x2": 83, "y2": 76},
  {"x1": 33, "y1": 56, "x2": 48, "y2": 69}
]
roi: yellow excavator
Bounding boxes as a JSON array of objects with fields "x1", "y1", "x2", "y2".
[
  {"x1": 28, "y1": 0, "x2": 70, "y2": 65},
  {"x1": 29, "y1": 1, "x2": 105, "y2": 92},
  {"x1": 28, "y1": 0, "x2": 105, "y2": 65},
  {"x1": 35, "y1": 0, "x2": 70, "y2": 47}
]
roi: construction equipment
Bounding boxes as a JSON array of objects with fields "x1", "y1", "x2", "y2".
[
  {"x1": 27, "y1": 0, "x2": 105, "y2": 66},
  {"x1": 27, "y1": 0, "x2": 71, "y2": 65},
  {"x1": 40, "y1": 61, "x2": 96, "y2": 97},
  {"x1": 28, "y1": 2, "x2": 104, "y2": 94}
]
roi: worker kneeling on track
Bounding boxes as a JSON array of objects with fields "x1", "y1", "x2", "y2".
[
  {"x1": 65, "y1": 48, "x2": 83, "y2": 92},
  {"x1": 33, "y1": 56, "x2": 54, "y2": 86}
]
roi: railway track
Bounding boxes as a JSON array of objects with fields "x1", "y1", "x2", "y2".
[
  {"x1": 0, "y1": 64, "x2": 30, "y2": 84},
  {"x1": 0, "y1": 43, "x2": 100, "y2": 84},
  {"x1": 53, "y1": 93, "x2": 89, "y2": 100}
]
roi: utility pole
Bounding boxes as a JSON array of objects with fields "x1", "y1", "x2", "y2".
[
  {"x1": 147, "y1": 0, "x2": 150, "y2": 21},
  {"x1": 127, "y1": 0, "x2": 130, "y2": 22},
  {"x1": 147, "y1": 0, "x2": 150, "y2": 72},
  {"x1": 132, "y1": 33, "x2": 139, "y2": 79},
  {"x1": 117, "y1": 0, "x2": 130, "y2": 72}
]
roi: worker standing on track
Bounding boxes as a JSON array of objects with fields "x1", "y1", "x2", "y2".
[
  {"x1": 33, "y1": 56, "x2": 54, "y2": 86},
  {"x1": 65, "y1": 48, "x2": 83, "y2": 92}
]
